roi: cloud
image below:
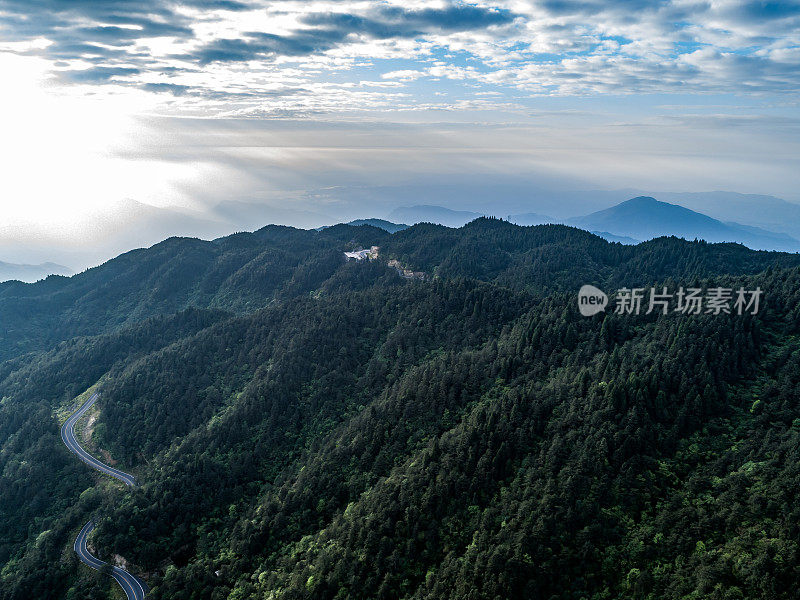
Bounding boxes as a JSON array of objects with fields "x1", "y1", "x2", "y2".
[
  {"x1": 140, "y1": 82, "x2": 192, "y2": 95},
  {"x1": 0, "y1": 0, "x2": 799, "y2": 111},
  {"x1": 382, "y1": 69, "x2": 427, "y2": 81},
  {"x1": 195, "y1": 32, "x2": 344, "y2": 64},
  {"x1": 195, "y1": 5, "x2": 517, "y2": 64},
  {"x1": 187, "y1": 0, "x2": 252, "y2": 9},
  {"x1": 301, "y1": 5, "x2": 516, "y2": 35},
  {"x1": 61, "y1": 66, "x2": 141, "y2": 82},
  {"x1": 75, "y1": 22, "x2": 193, "y2": 43}
]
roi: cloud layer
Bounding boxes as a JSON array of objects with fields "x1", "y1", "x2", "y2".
[{"x1": 1, "y1": 0, "x2": 799, "y2": 114}]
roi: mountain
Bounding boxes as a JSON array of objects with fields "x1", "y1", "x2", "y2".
[
  {"x1": 506, "y1": 214, "x2": 645, "y2": 246},
  {"x1": 0, "y1": 261, "x2": 72, "y2": 283},
  {"x1": 505, "y1": 214, "x2": 644, "y2": 246},
  {"x1": 569, "y1": 196, "x2": 800, "y2": 252},
  {"x1": 650, "y1": 191, "x2": 800, "y2": 240},
  {"x1": 4, "y1": 219, "x2": 800, "y2": 600},
  {"x1": 345, "y1": 218, "x2": 409, "y2": 233},
  {"x1": 0, "y1": 200, "x2": 336, "y2": 273},
  {"x1": 0, "y1": 224, "x2": 390, "y2": 362},
  {"x1": 318, "y1": 219, "x2": 409, "y2": 233},
  {"x1": 388, "y1": 205, "x2": 483, "y2": 227},
  {"x1": 590, "y1": 231, "x2": 640, "y2": 244}
]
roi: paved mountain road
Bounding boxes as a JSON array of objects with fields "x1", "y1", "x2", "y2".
[
  {"x1": 60, "y1": 392, "x2": 136, "y2": 487},
  {"x1": 61, "y1": 392, "x2": 147, "y2": 599},
  {"x1": 74, "y1": 521, "x2": 148, "y2": 600}
]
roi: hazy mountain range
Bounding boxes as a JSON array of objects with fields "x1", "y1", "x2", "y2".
[
  {"x1": 0, "y1": 261, "x2": 72, "y2": 283},
  {"x1": 566, "y1": 197, "x2": 800, "y2": 252},
  {"x1": 3, "y1": 191, "x2": 800, "y2": 281},
  {"x1": 319, "y1": 219, "x2": 410, "y2": 233},
  {"x1": 289, "y1": 183, "x2": 800, "y2": 239},
  {"x1": 396, "y1": 197, "x2": 800, "y2": 252},
  {"x1": 387, "y1": 205, "x2": 482, "y2": 228}
]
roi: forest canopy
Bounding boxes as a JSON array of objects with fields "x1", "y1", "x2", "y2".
[{"x1": 2, "y1": 219, "x2": 800, "y2": 599}]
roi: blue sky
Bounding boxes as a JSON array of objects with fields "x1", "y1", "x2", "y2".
[{"x1": 0, "y1": 0, "x2": 799, "y2": 266}]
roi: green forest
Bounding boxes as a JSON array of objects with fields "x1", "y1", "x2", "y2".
[{"x1": 2, "y1": 218, "x2": 800, "y2": 599}]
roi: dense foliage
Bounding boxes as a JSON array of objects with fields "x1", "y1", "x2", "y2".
[{"x1": 2, "y1": 219, "x2": 800, "y2": 599}]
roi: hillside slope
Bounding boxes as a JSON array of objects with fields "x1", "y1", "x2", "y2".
[{"x1": 2, "y1": 220, "x2": 800, "y2": 599}]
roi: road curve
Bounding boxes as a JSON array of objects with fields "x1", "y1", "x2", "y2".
[
  {"x1": 62, "y1": 392, "x2": 147, "y2": 599},
  {"x1": 60, "y1": 392, "x2": 136, "y2": 487},
  {"x1": 74, "y1": 521, "x2": 148, "y2": 600}
]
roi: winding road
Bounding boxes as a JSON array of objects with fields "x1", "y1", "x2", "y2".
[
  {"x1": 74, "y1": 521, "x2": 148, "y2": 600},
  {"x1": 61, "y1": 392, "x2": 147, "y2": 599},
  {"x1": 60, "y1": 392, "x2": 136, "y2": 487}
]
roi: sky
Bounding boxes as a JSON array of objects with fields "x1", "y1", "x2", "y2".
[{"x1": 0, "y1": 0, "x2": 799, "y2": 268}]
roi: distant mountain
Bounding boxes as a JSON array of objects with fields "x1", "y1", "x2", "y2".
[
  {"x1": 0, "y1": 261, "x2": 72, "y2": 283},
  {"x1": 650, "y1": 191, "x2": 800, "y2": 240},
  {"x1": 316, "y1": 219, "x2": 409, "y2": 233},
  {"x1": 590, "y1": 231, "x2": 640, "y2": 245},
  {"x1": 388, "y1": 205, "x2": 483, "y2": 228},
  {"x1": 345, "y1": 219, "x2": 409, "y2": 233},
  {"x1": 569, "y1": 196, "x2": 800, "y2": 252}
]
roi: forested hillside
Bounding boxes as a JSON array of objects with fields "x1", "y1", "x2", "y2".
[{"x1": 2, "y1": 219, "x2": 800, "y2": 599}]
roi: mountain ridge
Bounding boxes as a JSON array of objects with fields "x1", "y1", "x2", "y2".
[
  {"x1": 0, "y1": 260, "x2": 72, "y2": 283},
  {"x1": 567, "y1": 196, "x2": 800, "y2": 252},
  {"x1": 388, "y1": 205, "x2": 484, "y2": 228}
]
